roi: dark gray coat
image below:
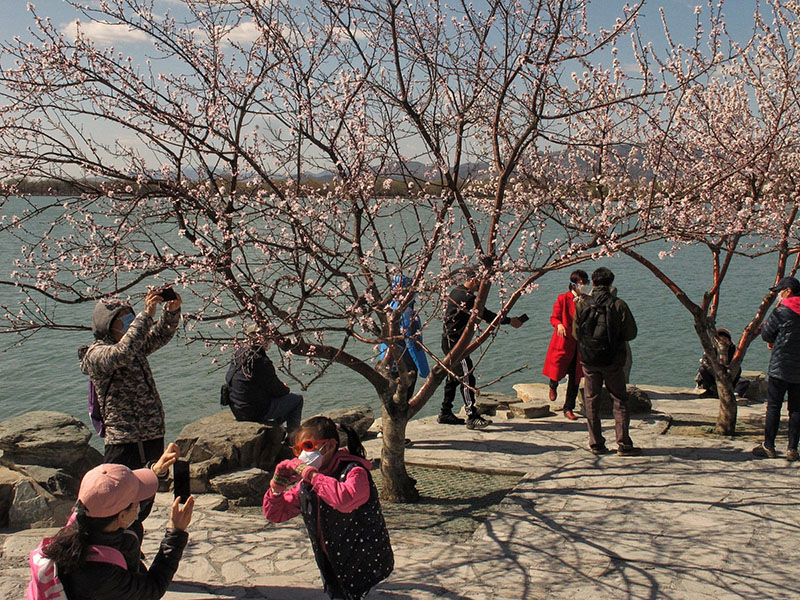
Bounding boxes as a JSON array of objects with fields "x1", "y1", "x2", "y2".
[
  {"x1": 80, "y1": 300, "x2": 180, "y2": 445},
  {"x1": 761, "y1": 296, "x2": 800, "y2": 383}
]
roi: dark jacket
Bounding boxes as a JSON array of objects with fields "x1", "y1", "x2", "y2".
[
  {"x1": 761, "y1": 296, "x2": 800, "y2": 383},
  {"x1": 572, "y1": 286, "x2": 637, "y2": 368},
  {"x1": 299, "y1": 457, "x2": 393, "y2": 600},
  {"x1": 79, "y1": 301, "x2": 180, "y2": 445},
  {"x1": 226, "y1": 345, "x2": 290, "y2": 421},
  {"x1": 60, "y1": 527, "x2": 188, "y2": 600},
  {"x1": 443, "y1": 284, "x2": 509, "y2": 341}
]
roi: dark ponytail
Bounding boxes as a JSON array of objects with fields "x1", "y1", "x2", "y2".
[
  {"x1": 42, "y1": 501, "x2": 121, "y2": 572},
  {"x1": 295, "y1": 416, "x2": 365, "y2": 459},
  {"x1": 338, "y1": 422, "x2": 366, "y2": 459}
]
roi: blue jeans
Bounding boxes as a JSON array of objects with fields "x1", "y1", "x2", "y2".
[
  {"x1": 764, "y1": 377, "x2": 800, "y2": 451},
  {"x1": 263, "y1": 392, "x2": 304, "y2": 432}
]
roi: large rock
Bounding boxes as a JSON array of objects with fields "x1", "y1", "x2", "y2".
[
  {"x1": 512, "y1": 383, "x2": 554, "y2": 403},
  {"x1": 0, "y1": 466, "x2": 25, "y2": 528},
  {"x1": 577, "y1": 385, "x2": 652, "y2": 417},
  {"x1": 742, "y1": 370, "x2": 767, "y2": 400},
  {"x1": 176, "y1": 411, "x2": 284, "y2": 493},
  {"x1": 16, "y1": 465, "x2": 78, "y2": 498},
  {"x1": 8, "y1": 477, "x2": 73, "y2": 529},
  {"x1": 209, "y1": 468, "x2": 270, "y2": 506},
  {"x1": 0, "y1": 411, "x2": 101, "y2": 476},
  {"x1": 321, "y1": 405, "x2": 375, "y2": 438},
  {"x1": 508, "y1": 402, "x2": 552, "y2": 419}
]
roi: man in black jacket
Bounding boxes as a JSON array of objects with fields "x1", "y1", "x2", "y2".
[
  {"x1": 440, "y1": 269, "x2": 524, "y2": 430},
  {"x1": 225, "y1": 330, "x2": 304, "y2": 432},
  {"x1": 573, "y1": 267, "x2": 640, "y2": 456},
  {"x1": 754, "y1": 276, "x2": 800, "y2": 460}
]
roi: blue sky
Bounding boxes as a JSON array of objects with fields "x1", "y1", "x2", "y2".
[{"x1": 2, "y1": 1, "x2": 761, "y2": 51}]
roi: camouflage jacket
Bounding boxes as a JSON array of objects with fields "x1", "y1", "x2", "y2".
[{"x1": 80, "y1": 310, "x2": 180, "y2": 445}]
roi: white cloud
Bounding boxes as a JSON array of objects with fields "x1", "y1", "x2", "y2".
[
  {"x1": 225, "y1": 21, "x2": 262, "y2": 44},
  {"x1": 61, "y1": 19, "x2": 150, "y2": 44}
]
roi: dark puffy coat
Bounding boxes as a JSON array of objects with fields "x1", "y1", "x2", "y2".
[
  {"x1": 299, "y1": 460, "x2": 393, "y2": 600},
  {"x1": 761, "y1": 296, "x2": 800, "y2": 383},
  {"x1": 225, "y1": 345, "x2": 290, "y2": 421},
  {"x1": 60, "y1": 527, "x2": 187, "y2": 600}
]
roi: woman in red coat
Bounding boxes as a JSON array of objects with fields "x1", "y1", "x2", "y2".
[{"x1": 542, "y1": 270, "x2": 590, "y2": 420}]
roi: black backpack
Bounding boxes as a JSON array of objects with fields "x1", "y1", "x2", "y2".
[{"x1": 575, "y1": 291, "x2": 619, "y2": 367}]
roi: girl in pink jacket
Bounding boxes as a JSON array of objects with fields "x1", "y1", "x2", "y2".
[{"x1": 263, "y1": 416, "x2": 393, "y2": 600}]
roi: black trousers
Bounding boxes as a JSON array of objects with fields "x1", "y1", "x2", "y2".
[
  {"x1": 104, "y1": 437, "x2": 164, "y2": 538},
  {"x1": 441, "y1": 335, "x2": 477, "y2": 419}
]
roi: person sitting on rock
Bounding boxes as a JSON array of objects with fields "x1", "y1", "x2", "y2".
[
  {"x1": 694, "y1": 328, "x2": 750, "y2": 398},
  {"x1": 224, "y1": 326, "x2": 304, "y2": 432},
  {"x1": 36, "y1": 456, "x2": 193, "y2": 600}
]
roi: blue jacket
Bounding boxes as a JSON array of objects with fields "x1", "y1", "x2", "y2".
[
  {"x1": 379, "y1": 301, "x2": 430, "y2": 378},
  {"x1": 762, "y1": 295, "x2": 800, "y2": 383}
]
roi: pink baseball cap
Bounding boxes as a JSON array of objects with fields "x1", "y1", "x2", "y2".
[{"x1": 78, "y1": 464, "x2": 159, "y2": 518}]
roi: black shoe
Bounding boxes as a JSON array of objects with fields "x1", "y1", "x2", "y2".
[
  {"x1": 752, "y1": 443, "x2": 777, "y2": 458},
  {"x1": 438, "y1": 412, "x2": 465, "y2": 425},
  {"x1": 617, "y1": 445, "x2": 642, "y2": 457},
  {"x1": 590, "y1": 445, "x2": 609, "y2": 455},
  {"x1": 466, "y1": 415, "x2": 492, "y2": 430}
]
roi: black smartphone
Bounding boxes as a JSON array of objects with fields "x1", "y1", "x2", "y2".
[
  {"x1": 518, "y1": 313, "x2": 529, "y2": 323},
  {"x1": 173, "y1": 460, "x2": 190, "y2": 503},
  {"x1": 157, "y1": 287, "x2": 177, "y2": 302}
]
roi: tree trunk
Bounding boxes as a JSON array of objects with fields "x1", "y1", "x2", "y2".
[
  {"x1": 692, "y1": 314, "x2": 738, "y2": 435},
  {"x1": 714, "y1": 378, "x2": 738, "y2": 436},
  {"x1": 378, "y1": 398, "x2": 420, "y2": 503}
]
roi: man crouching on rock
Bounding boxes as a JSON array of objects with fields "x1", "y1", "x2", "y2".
[{"x1": 79, "y1": 288, "x2": 182, "y2": 532}]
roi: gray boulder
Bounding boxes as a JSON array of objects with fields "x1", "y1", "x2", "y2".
[
  {"x1": 17, "y1": 465, "x2": 78, "y2": 498},
  {"x1": 508, "y1": 402, "x2": 552, "y2": 419},
  {"x1": 321, "y1": 405, "x2": 375, "y2": 438},
  {"x1": 478, "y1": 392, "x2": 519, "y2": 412},
  {"x1": 0, "y1": 465, "x2": 25, "y2": 528},
  {"x1": 210, "y1": 468, "x2": 271, "y2": 506},
  {"x1": 0, "y1": 411, "x2": 101, "y2": 476},
  {"x1": 8, "y1": 477, "x2": 73, "y2": 529},
  {"x1": 176, "y1": 410, "x2": 284, "y2": 493},
  {"x1": 742, "y1": 370, "x2": 767, "y2": 400}
]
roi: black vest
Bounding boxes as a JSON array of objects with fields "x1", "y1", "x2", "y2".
[{"x1": 299, "y1": 461, "x2": 394, "y2": 600}]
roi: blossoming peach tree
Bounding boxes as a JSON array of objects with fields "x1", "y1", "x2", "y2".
[{"x1": 0, "y1": 0, "x2": 683, "y2": 500}]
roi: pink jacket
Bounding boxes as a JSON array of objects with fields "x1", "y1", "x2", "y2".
[{"x1": 262, "y1": 450, "x2": 372, "y2": 522}]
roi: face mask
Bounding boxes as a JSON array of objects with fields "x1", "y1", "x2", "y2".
[
  {"x1": 577, "y1": 284, "x2": 591, "y2": 295},
  {"x1": 299, "y1": 443, "x2": 327, "y2": 469},
  {"x1": 119, "y1": 312, "x2": 135, "y2": 334}
]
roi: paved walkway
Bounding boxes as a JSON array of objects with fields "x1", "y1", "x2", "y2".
[{"x1": 2, "y1": 387, "x2": 798, "y2": 599}]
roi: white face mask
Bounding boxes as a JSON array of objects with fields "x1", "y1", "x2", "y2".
[
  {"x1": 577, "y1": 284, "x2": 591, "y2": 295},
  {"x1": 299, "y1": 444, "x2": 327, "y2": 469}
]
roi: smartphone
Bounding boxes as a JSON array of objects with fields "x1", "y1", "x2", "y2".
[
  {"x1": 173, "y1": 460, "x2": 191, "y2": 503},
  {"x1": 157, "y1": 286, "x2": 177, "y2": 302},
  {"x1": 518, "y1": 313, "x2": 529, "y2": 323}
]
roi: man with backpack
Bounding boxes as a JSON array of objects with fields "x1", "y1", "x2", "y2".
[{"x1": 573, "y1": 267, "x2": 640, "y2": 456}]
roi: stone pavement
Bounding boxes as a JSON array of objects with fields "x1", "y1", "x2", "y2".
[{"x1": 2, "y1": 386, "x2": 798, "y2": 599}]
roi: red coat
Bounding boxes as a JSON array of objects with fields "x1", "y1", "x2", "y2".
[{"x1": 542, "y1": 291, "x2": 583, "y2": 381}]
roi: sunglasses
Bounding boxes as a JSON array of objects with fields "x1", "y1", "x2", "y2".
[{"x1": 292, "y1": 438, "x2": 328, "y2": 457}]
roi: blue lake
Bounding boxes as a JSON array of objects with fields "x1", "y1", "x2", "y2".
[{"x1": 0, "y1": 198, "x2": 775, "y2": 446}]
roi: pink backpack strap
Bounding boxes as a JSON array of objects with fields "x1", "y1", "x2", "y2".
[{"x1": 85, "y1": 545, "x2": 127, "y2": 570}]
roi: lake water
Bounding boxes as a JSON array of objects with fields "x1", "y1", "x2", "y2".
[{"x1": 0, "y1": 198, "x2": 775, "y2": 446}]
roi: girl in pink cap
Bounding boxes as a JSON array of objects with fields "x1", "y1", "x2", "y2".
[{"x1": 36, "y1": 446, "x2": 193, "y2": 600}]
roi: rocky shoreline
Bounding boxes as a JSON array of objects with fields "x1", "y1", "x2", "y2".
[{"x1": 3, "y1": 380, "x2": 795, "y2": 600}]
